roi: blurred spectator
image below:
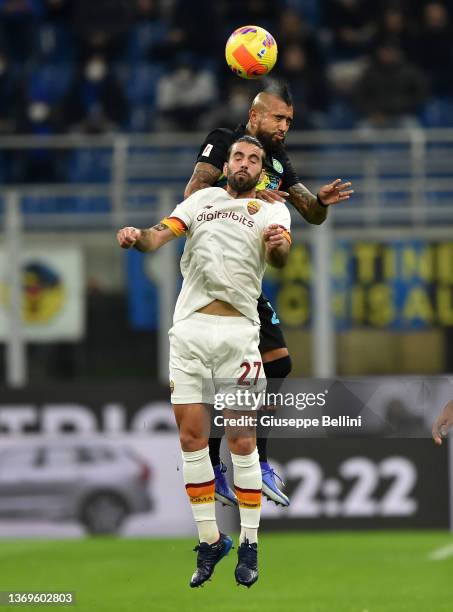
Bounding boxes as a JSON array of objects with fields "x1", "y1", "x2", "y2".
[
  {"x1": 0, "y1": 0, "x2": 43, "y2": 16},
  {"x1": 412, "y1": 2, "x2": 453, "y2": 96},
  {"x1": 201, "y1": 81, "x2": 250, "y2": 130},
  {"x1": 355, "y1": 41, "x2": 427, "y2": 129},
  {"x1": 43, "y1": 0, "x2": 71, "y2": 22},
  {"x1": 326, "y1": 0, "x2": 376, "y2": 59},
  {"x1": 151, "y1": 0, "x2": 222, "y2": 64},
  {"x1": 375, "y1": 5, "x2": 416, "y2": 59},
  {"x1": 0, "y1": 0, "x2": 43, "y2": 61},
  {"x1": 135, "y1": 0, "x2": 160, "y2": 21},
  {"x1": 278, "y1": 7, "x2": 326, "y2": 70},
  {"x1": 222, "y1": 0, "x2": 279, "y2": 32},
  {"x1": 73, "y1": 0, "x2": 133, "y2": 61},
  {"x1": 280, "y1": 43, "x2": 329, "y2": 121},
  {"x1": 14, "y1": 99, "x2": 62, "y2": 182},
  {"x1": 155, "y1": 57, "x2": 217, "y2": 131},
  {"x1": 0, "y1": 51, "x2": 22, "y2": 133},
  {"x1": 60, "y1": 55, "x2": 129, "y2": 133}
]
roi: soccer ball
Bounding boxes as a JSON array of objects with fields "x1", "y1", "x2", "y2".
[{"x1": 225, "y1": 25, "x2": 278, "y2": 79}]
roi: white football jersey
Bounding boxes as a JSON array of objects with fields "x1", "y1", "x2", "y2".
[{"x1": 163, "y1": 187, "x2": 291, "y2": 325}]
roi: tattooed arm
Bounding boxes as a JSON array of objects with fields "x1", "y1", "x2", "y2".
[
  {"x1": 117, "y1": 223, "x2": 177, "y2": 252},
  {"x1": 184, "y1": 162, "x2": 222, "y2": 198},
  {"x1": 288, "y1": 179, "x2": 354, "y2": 225},
  {"x1": 288, "y1": 183, "x2": 327, "y2": 225}
]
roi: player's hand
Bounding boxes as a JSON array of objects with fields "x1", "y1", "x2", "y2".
[
  {"x1": 432, "y1": 400, "x2": 453, "y2": 445},
  {"x1": 318, "y1": 179, "x2": 354, "y2": 206},
  {"x1": 263, "y1": 224, "x2": 285, "y2": 249},
  {"x1": 256, "y1": 189, "x2": 289, "y2": 203},
  {"x1": 117, "y1": 226, "x2": 141, "y2": 249}
]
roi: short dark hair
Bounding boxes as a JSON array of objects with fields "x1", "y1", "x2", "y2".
[
  {"x1": 262, "y1": 79, "x2": 293, "y2": 107},
  {"x1": 227, "y1": 135, "x2": 266, "y2": 161}
]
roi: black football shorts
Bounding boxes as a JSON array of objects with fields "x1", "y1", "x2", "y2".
[{"x1": 258, "y1": 294, "x2": 287, "y2": 353}]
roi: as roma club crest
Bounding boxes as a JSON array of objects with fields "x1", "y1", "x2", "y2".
[{"x1": 247, "y1": 201, "x2": 261, "y2": 215}]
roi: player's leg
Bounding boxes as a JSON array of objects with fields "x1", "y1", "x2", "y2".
[
  {"x1": 257, "y1": 295, "x2": 292, "y2": 506},
  {"x1": 174, "y1": 402, "x2": 233, "y2": 588},
  {"x1": 169, "y1": 315, "x2": 233, "y2": 587},
  {"x1": 214, "y1": 318, "x2": 265, "y2": 587},
  {"x1": 225, "y1": 427, "x2": 261, "y2": 588}
]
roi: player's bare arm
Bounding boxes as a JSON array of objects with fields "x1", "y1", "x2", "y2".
[
  {"x1": 264, "y1": 224, "x2": 290, "y2": 268},
  {"x1": 116, "y1": 223, "x2": 177, "y2": 252},
  {"x1": 184, "y1": 162, "x2": 222, "y2": 198},
  {"x1": 432, "y1": 399, "x2": 453, "y2": 445},
  {"x1": 288, "y1": 179, "x2": 354, "y2": 225}
]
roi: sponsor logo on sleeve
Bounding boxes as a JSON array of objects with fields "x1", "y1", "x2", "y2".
[{"x1": 202, "y1": 144, "x2": 213, "y2": 157}]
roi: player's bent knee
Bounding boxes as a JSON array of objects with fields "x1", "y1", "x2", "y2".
[
  {"x1": 227, "y1": 436, "x2": 257, "y2": 456},
  {"x1": 179, "y1": 431, "x2": 210, "y2": 452},
  {"x1": 263, "y1": 355, "x2": 292, "y2": 381}
]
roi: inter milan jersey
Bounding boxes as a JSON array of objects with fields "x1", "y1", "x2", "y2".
[{"x1": 196, "y1": 124, "x2": 300, "y2": 193}]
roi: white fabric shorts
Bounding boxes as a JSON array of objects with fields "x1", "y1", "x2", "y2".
[{"x1": 169, "y1": 313, "x2": 266, "y2": 408}]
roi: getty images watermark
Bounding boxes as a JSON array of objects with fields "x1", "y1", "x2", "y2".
[
  {"x1": 210, "y1": 387, "x2": 362, "y2": 431},
  {"x1": 203, "y1": 377, "x2": 453, "y2": 438}
]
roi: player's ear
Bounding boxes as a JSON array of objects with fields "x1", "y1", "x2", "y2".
[{"x1": 223, "y1": 161, "x2": 229, "y2": 176}]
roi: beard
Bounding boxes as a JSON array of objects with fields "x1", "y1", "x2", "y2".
[
  {"x1": 254, "y1": 128, "x2": 286, "y2": 156},
  {"x1": 227, "y1": 170, "x2": 260, "y2": 194}
]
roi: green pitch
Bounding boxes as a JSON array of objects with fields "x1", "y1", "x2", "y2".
[{"x1": 1, "y1": 531, "x2": 453, "y2": 612}]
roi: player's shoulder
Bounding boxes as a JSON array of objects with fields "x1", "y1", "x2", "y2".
[
  {"x1": 187, "y1": 186, "x2": 227, "y2": 204},
  {"x1": 261, "y1": 198, "x2": 291, "y2": 218},
  {"x1": 202, "y1": 125, "x2": 245, "y2": 146}
]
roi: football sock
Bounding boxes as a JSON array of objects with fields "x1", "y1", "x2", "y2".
[
  {"x1": 231, "y1": 448, "x2": 262, "y2": 544},
  {"x1": 182, "y1": 446, "x2": 219, "y2": 544},
  {"x1": 208, "y1": 436, "x2": 222, "y2": 467}
]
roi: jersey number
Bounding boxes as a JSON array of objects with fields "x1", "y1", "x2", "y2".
[{"x1": 238, "y1": 361, "x2": 262, "y2": 386}]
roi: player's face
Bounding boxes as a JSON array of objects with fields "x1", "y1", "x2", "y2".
[
  {"x1": 255, "y1": 98, "x2": 293, "y2": 147},
  {"x1": 225, "y1": 142, "x2": 264, "y2": 193}
]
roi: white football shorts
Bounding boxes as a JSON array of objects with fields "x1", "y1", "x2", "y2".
[{"x1": 169, "y1": 312, "x2": 266, "y2": 408}]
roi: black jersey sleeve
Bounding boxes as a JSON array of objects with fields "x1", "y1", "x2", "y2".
[
  {"x1": 196, "y1": 128, "x2": 235, "y2": 171},
  {"x1": 280, "y1": 152, "x2": 301, "y2": 191}
]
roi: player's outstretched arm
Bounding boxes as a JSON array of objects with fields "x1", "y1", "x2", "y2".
[
  {"x1": 432, "y1": 400, "x2": 453, "y2": 445},
  {"x1": 263, "y1": 224, "x2": 291, "y2": 268},
  {"x1": 288, "y1": 179, "x2": 353, "y2": 225},
  {"x1": 184, "y1": 162, "x2": 222, "y2": 198},
  {"x1": 116, "y1": 223, "x2": 177, "y2": 252}
]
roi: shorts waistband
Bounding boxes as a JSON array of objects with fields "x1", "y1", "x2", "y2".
[{"x1": 184, "y1": 312, "x2": 256, "y2": 326}]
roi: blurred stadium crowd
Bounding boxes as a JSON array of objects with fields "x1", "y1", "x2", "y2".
[{"x1": 0, "y1": 0, "x2": 452, "y2": 139}]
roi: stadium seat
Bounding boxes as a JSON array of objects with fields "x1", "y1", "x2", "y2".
[
  {"x1": 125, "y1": 63, "x2": 163, "y2": 105},
  {"x1": 126, "y1": 22, "x2": 168, "y2": 62},
  {"x1": 288, "y1": 0, "x2": 320, "y2": 26},
  {"x1": 27, "y1": 63, "x2": 73, "y2": 104},
  {"x1": 21, "y1": 195, "x2": 110, "y2": 215},
  {"x1": 326, "y1": 101, "x2": 359, "y2": 130},
  {"x1": 126, "y1": 104, "x2": 154, "y2": 133},
  {"x1": 36, "y1": 23, "x2": 74, "y2": 62},
  {"x1": 420, "y1": 97, "x2": 453, "y2": 128},
  {"x1": 68, "y1": 149, "x2": 112, "y2": 184}
]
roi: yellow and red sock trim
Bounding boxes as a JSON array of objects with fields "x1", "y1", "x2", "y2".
[
  {"x1": 235, "y1": 485, "x2": 262, "y2": 509},
  {"x1": 185, "y1": 479, "x2": 215, "y2": 505}
]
